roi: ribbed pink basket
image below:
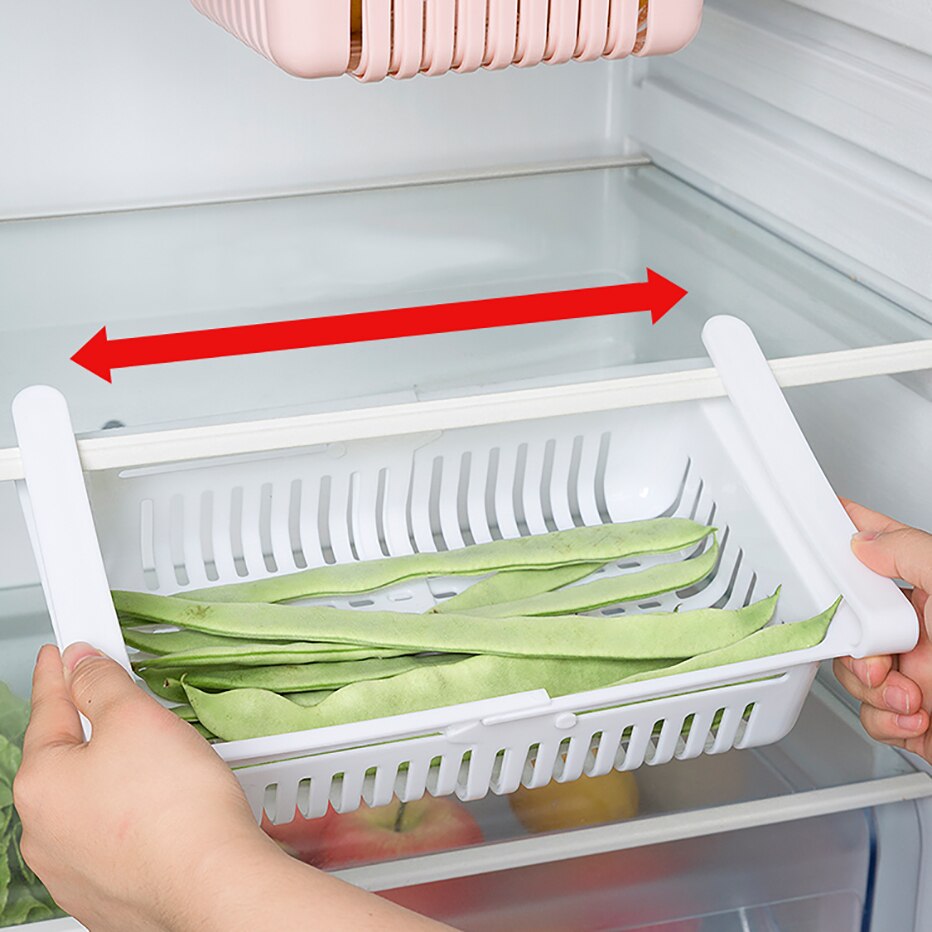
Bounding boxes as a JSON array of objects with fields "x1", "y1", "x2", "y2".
[{"x1": 190, "y1": 0, "x2": 703, "y2": 81}]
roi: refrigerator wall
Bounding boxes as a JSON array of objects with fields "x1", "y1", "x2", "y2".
[{"x1": 0, "y1": 1, "x2": 931, "y2": 930}]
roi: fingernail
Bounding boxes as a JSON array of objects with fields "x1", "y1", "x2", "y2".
[
  {"x1": 853, "y1": 531, "x2": 880, "y2": 543},
  {"x1": 851, "y1": 660, "x2": 874, "y2": 688},
  {"x1": 35, "y1": 643, "x2": 59, "y2": 662},
  {"x1": 896, "y1": 713, "x2": 925, "y2": 733},
  {"x1": 62, "y1": 642, "x2": 103, "y2": 674},
  {"x1": 884, "y1": 686, "x2": 911, "y2": 714}
]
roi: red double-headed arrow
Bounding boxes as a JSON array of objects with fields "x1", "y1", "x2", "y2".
[{"x1": 71, "y1": 269, "x2": 687, "y2": 382}]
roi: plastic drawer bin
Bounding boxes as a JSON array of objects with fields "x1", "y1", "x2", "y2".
[
  {"x1": 11, "y1": 317, "x2": 915, "y2": 823},
  {"x1": 381, "y1": 809, "x2": 871, "y2": 930}
]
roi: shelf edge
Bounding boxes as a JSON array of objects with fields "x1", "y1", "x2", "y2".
[
  {"x1": 334, "y1": 772, "x2": 932, "y2": 892},
  {"x1": 0, "y1": 340, "x2": 929, "y2": 482}
]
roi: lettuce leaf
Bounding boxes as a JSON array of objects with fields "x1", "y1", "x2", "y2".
[{"x1": 0, "y1": 681, "x2": 65, "y2": 926}]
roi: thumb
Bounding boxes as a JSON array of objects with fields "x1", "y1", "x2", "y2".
[
  {"x1": 852, "y1": 526, "x2": 932, "y2": 602},
  {"x1": 62, "y1": 642, "x2": 141, "y2": 728}
]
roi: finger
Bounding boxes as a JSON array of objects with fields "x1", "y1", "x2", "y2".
[
  {"x1": 912, "y1": 587, "x2": 929, "y2": 617},
  {"x1": 840, "y1": 499, "x2": 909, "y2": 535},
  {"x1": 833, "y1": 654, "x2": 894, "y2": 690},
  {"x1": 860, "y1": 703, "x2": 928, "y2": 744},
  {"x1": 852, "y1": 526, "x2": 932, "y2": 603},
  {"x1": 62, "y1": 643, "x2": 144, "y2": 730},
  {"x1": 22, "y1": 645, "x2": 84, "y2": 757},
  {"x1": 833, "y1": 659, "x2": 921, "y2": 714}
]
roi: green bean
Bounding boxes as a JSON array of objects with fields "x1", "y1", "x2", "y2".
[
  {"x1": 133, "y1": 642, "x2": 412, "y2": 671},
  {"x1": 614, "y1": 598, "x2": 841, "y2": 685},
  {"x1": 175, "y1": 518, "x2": 713, "y2": 604},
  {"x1": 182, "y1": 655, "x2": 464, "y2": 693},
  {"x1": 285, "y1": 690, "x2": 335, "y2": 708},
  {"x1": 432, "y1": 564, "x2": 604, "y2": 614},
  {"x1": 468, "y1": 542, "x2": 719, "y2": 617},
  {"x1": 185, "y1": 654, "x2": 681, "y2": 742},
  {"x1": 137, "y1": 671, "x2": 186, "y2": 703},
  {"x1": 168, "y1": 704, "x2": 199, "y2": 722},
  {"x1": 114, "y1": 590, "x2": 778, "y2": 659},
  {"x1": 123, "y1": 627, "x2": 290, "y2": 655},
  {"x1": 169, "y1": 687, "x2": 333, "y2": 728}
]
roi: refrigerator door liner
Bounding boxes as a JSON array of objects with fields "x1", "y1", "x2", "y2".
[{"x1": 10, "y1": 317, "x2": 917, "y2": 823}]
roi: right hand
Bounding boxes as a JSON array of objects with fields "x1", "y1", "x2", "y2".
[{"x1": 833, "y1": 501, "x2": 932, "y2": 764}]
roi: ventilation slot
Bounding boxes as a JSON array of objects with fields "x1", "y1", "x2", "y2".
[
  {"x1": 262, "y1": 783, "x2": 278, "y2": 823},
  {"x1": 633, "y1": 0, "x2": 649, "y2": 53},
  {"x1": 712, "y1": 539, "x2": 744, "y2": 609},
  {"x1": 200, "y1": 491, "x2": 219, "y2": 581},
  {"x1": 539, "y1": 439, "x2": 559, "y2": 532},
  {"x1": 346, "y1": 473, "x2": 360, "y2": 562},
  {"x1": 677, "y1": 713, "x2": 696, "y2": 756},
  {"x1": 169, "y1": 495, "x2": 190, "y2": 586},
  {"x1": 404, "y1": 463, "x2": 420, "y2": 554},
  {"x1": 677, "y1": 527, "x2": 727, "y2": 601},
  {"x1": 594, "y1": 432, "x2": 612, "y2": 524},
  {"x1": 567, "y1": 435, "x2": 585, "y2": 527},
  {"x1": 428, "y1": 457, "x2": 448, "y2": 551},
  {"x1": 374, "y1": 468, "x2": 391, "y2": 557},
  {"x1": 552, "y1": 737, "x2": 574, "y2": 780},
  {"x1": 687, "y1": 478, "x2": 704, "y2": 521},
  {"x1": 615, "y1": 725, "x2": 635, "y2": 768},
  {"x1": 288, "y1": 479, "x2": 307, "y2": 568},
  {"x1": 588, "y1": 731, "x2": 604, "y2": 757},
  {"x1": 139, "y1": 498, "x2": 158, "y2": 590},
  {"x1": 522, "y1": 743, "x2": 541, "y2": 785},
  {"x1": 706, "y1": 707, "x2": 728, "y2": 751},
  {"x1": 736, "y1": 703, "x2": 757, "y2": 744},
  {"x1": 601, "y1": 605, "x2": 626, "y2": 616},
  {"x1": 295, "y1": 777, "x2": 313, "y2": 818},
  {"x1": 426, "y1": 752, "x2": 460, "y2": 797},
  {"x1": 317, "y1": 476, "x2": 336, "y2": 564},
  {"x1": 512, "y1": 443, "x2": 530, "y2": 537},
  {"x1": 490, "y1": 749, "x2": 507, "y2": 785},
  {"x1": 456, "y1": 452, "x2": 476, "y2": 547},
  {"x1": 659, "y1": 460, "x2": 692, "y2": 517},
  {"x1": 644, "y1": 719, "x2": 666, "y2": 764},
  {"x1": 484, "y1": 447, "x2": 503, "y2": 540},
  {"x1": 229, "y1": 487, "x2": 248, "y2": 577},
  {"x1": 259, "y1": 482, "x2": 277, "y2": 573},
  {"x1": 325, "y1": 773, "x2": 344, "y2": 813}
]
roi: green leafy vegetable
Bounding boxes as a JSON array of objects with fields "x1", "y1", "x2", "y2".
[{"x1": 0, "y1": 682, "x2": 65, "y2": 926}]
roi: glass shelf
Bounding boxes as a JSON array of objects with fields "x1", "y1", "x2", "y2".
[{"x1": 0, "y1": 165, "x2": 929, "y2": 448}]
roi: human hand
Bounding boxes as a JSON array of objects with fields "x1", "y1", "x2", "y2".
[
  {"x1": 13, "y1": 643, "x2": 277, "y2": 931},
  {"x1": 14, "y1": 644, "x2": 448, "y2": 932},
  {"x1": 833, "y1": 500, "x2": 932, "y2": 763}
]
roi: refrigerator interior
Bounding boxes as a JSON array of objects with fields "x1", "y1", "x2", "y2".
[{"x1": 1, "y1": 0, "x2": 931, "y2": 929}]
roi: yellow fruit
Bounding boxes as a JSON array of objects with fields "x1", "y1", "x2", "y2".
[{"x1": 509, "y1": 770, "x2": 639, "y2": 834}]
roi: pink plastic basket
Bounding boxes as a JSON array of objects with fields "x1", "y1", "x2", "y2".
[{"x1": 190, "y1": 0, "x2": 703, "y2": 80}]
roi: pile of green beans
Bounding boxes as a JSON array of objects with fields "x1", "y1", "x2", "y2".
[{"x1": 112, "y1": 518, "x2": 840, "y2": 743}]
